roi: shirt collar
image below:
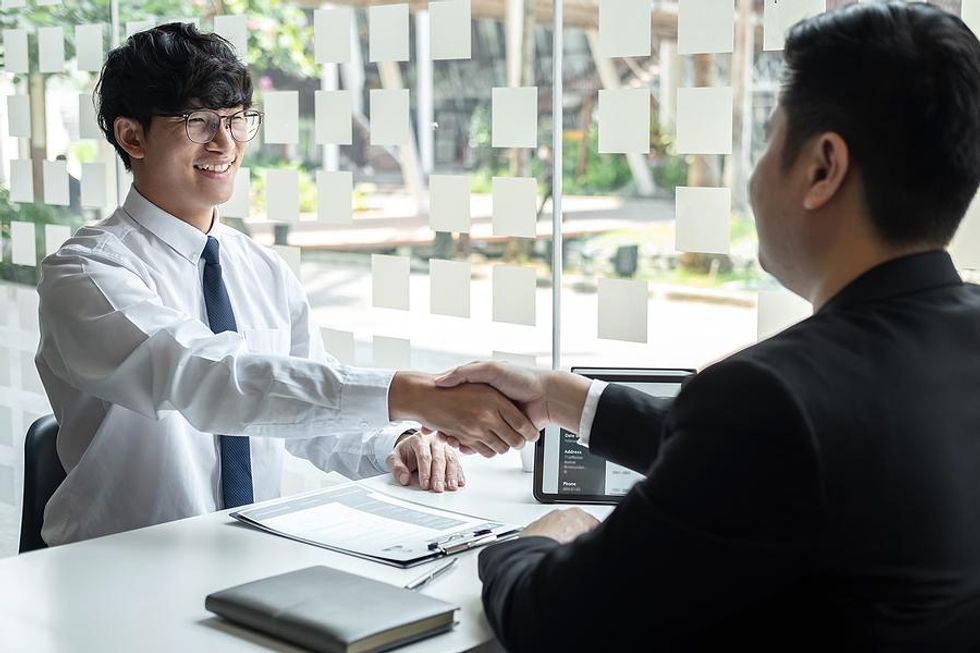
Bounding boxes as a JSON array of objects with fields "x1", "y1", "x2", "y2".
[
  {"x1": 122, "y1": 185, "x2": 224, "y2": 264},
  {"x1": 819, "y1": 250, "x2": 962, "y2": 314}
]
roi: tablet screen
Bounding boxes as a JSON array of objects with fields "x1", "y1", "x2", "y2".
[{"x1": 533, "y1": 368, "x2": 694, "y2": 504}]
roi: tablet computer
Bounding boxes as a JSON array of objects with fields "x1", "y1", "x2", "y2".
[{"x1": 532, "y1": 367, "x2": 696, "y2": 505}]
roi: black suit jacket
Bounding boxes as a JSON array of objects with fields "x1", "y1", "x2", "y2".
[{"x1": 479, "y1": 251, "x2": 980, "y2": 652}]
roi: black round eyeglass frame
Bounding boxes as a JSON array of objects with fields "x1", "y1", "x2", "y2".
[{"x1": 158, "y1": 109, "x2": 264, "y2": 144}]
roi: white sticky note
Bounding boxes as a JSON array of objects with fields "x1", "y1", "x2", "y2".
[
  {"x1": 598, "y1": 88, "x2": 650, "y2": 154},
  {"x1": 80, "y1": 162, "x2": 107, "y2": 209},
  {"x1": 492, "y1": 265, "x2": 536, "y2": 326},
  {"x1": 430, "y1": 0, "x2": 471, "y2": 60},
  {"x1": 314, "y1": 7, "x2": 352, "y2": 64},
  {"x1": 675, "y1": 186, "x2": 731, "y2": 254},
  {"x1": 3, "y1": 29, "x2": 29, "y2": 74},
  {"x1": 598, "y1": 0, "x2": 650, "y2": 58},
  {"x1": 678, "y1": 0, "x2": 735, "y2": 55},
  {"x1": 44, "y1": 224, "x2": 71, "y2": 257},
  {"x1": 42, "y1": 160, "x2": 69, "y2": 206},
  {"x1": 126, "y1": 20, "x2": 155, "y2": 39},
  {"x1": 492, "y1": 87, "x2": 537, "y2": 149},
  {"x1": 492, "y1": 350, "x2": 537, "y2": 368},
  {"x1": 219, "y1": 167, "x2": 250, "y2": 219},
  {"x1": 598, "y1": 277, "x2": 648, "y2": 343},
  {"x1": 951, "y1": 191, "x2": 980, "y2": 270},
  {"x1": 7, "y1": 95, "x2": 31, "y2": 138},
  {"x1": 757, "y1": 288, "x2": 812, "y2": 341},
  {"x1": 265, "y1": 169, "x2": 299, "y2": 222},
  {"x1": 9, "y1": 159, "x2": 33, "y2": 203},
  {"x1": 965, "y1": 0, "x2": 980, "y2": 38},
  {"x1": 763, "y1": 0, "x2": 826, "y2": 51},
  {"x1": 676, "y1": 87, "x2": 733, "y2": 155},
  {"x1": 272, "y1": 245, "x2": 301, "y2": 277},
  {"x1": 369, "y1": 3, "x2": 409, "y2": 62},
  {"x1": 429, "y1": 175, "x2": 471, "y2": 233},
  {"x1": 11, "y1": 221, "x2": 36, "y2": 267},
  {"x1": 372, "y1": 254, "x2": 410, "y2": 310},
  {"x1": 370, "y1": 89, "x2": 410, "y2": 146},
  {"x1": 214, "y1": 15, "x2": 247, "y2": 61},
  {"x1": 315, "y1": 90, "x2": 352, "y2": 145},
  {"x1": 429, "y1": 258, "x2": 471, "y2": 318},
  {"x1": 75, "y1": 24, "x2": 105, "y2": 72},
  {"x1": 317, "y1": 170, "x2": 353, "y2": 225},
  {"x1": 38, "y1": 27, "x2": 65, "y2": 74},
  {"x1": 321, "y1": 328, "x2": 355, "y2": 365},
  {"x1": 492, "y1": 177, "x2": 537, "y2": 238},
  {"x1": 264, "y1": 91, "x2": 299, "y2": 145},
  {"x1": 79, "y1": 94, "x2": 101, "y2": 140},
  {"x1": 373, "y1": 335, "x2": 411, "y2": 369}
]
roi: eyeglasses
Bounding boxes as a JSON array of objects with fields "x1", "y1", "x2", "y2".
[{"x1": 162, "y1": 109, "x2": 264, "y2": 144}]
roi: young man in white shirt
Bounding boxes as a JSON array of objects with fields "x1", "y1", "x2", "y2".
[{"x1": 35, "y1": 23, "x2": 537, "y2": 546}]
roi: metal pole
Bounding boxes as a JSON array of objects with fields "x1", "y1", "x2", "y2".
[{"x1": 551, "y1": 0, "x2": 563, "y2": 372}]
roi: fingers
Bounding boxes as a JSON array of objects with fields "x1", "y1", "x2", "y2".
[
  {"x1": 412, "y1": 436, "x2": 434, "y2": 490},
  {"x1": 467, "y1": 439, "x2": 498, "y2": 458},
  {"x1": 445, "y1": 447, "x2": 462, "y2": 490},
  {"x1": 429, "y1": 438, "x2": 447, "y2": 493},
  {"x1": 442, "y1": 434, "x2": 477, "y2": 456},
  {"x1": 492, "y1": 412, "x2": 528, "y2": 450},
  {"x1": 497, "y1": 400, "x2": 540, "y2": 444},
  {"x1": 434, "y1": 361, "x2": 497, "y2": 388},
  {"x1": 386, "y1": 448, "x2": 414, "y2": 486}
]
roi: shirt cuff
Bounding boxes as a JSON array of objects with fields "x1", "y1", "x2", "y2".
[
  {"x1": 576, "y1": 380, "x2": 609, "y2": 447},
  {"x1": 339, "y1": 366, "x2": 395, "y2": 432},
  {"x1": 372, "y1": 421, "x2": 419, "y2": 469}
]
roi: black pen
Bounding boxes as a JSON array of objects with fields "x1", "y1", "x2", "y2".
[{"x1": 404, "y1": 557, "x2": 459, "y2": 591}]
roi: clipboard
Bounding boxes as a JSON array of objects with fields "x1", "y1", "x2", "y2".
[{"x1": 231, "y1": 481, "x2": 521, "y2": 568}]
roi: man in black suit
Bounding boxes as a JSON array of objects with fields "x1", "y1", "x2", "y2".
[{"x1": 435, "y1": 2, "x2": 980, "y2": 650}]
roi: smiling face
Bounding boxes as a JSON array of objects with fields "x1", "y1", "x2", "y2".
[{"x1": 115, "y1": 104, "x2": 248, "y2": 229}]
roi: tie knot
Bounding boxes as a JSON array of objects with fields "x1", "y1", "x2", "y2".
[{"x1": 202, "y1": 236, "x2": 220, "y2": 266}]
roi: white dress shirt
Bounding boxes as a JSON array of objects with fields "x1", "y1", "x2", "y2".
[
  {"x1": 576, "y1": 380, "x2": 608, "y2": 446},
  {"x1": 36, "y1": 187, "x2": 412, "y2": 546}
]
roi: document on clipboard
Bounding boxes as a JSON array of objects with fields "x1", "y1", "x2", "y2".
[{"x1": 231, "y1": 481, "x2": 522, "y2": 568}]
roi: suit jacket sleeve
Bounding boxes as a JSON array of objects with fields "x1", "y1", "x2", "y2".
[
  {"x1": 588, "y1": 383, "x2": 675, "y2": 472},
  {"x1": 478, "y1": 358, "x2": 828, "y2": 652}
]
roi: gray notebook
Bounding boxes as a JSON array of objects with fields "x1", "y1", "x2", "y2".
[{"x1": 205, "y1": 566, "x2": 458, "y2": 653}]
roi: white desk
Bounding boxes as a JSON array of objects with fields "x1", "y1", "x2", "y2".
[{"x1": 0, "y1": 452, "x2": 613, "y2": 653}]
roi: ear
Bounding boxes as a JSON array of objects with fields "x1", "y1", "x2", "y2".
[
  {"x1": 113, "y1": 117, "x2": 146, "y2": 163},
  {"x1": 802, "y1": 132, "x2": 849, "y2": 211}
]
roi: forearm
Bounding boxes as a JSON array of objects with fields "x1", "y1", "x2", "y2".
[
  {"x1": 39, "y1": 261, "x2": 393, "y2": 438},
  {"x1": 387, "y1": 371, "x2": 435, "y2": 422},
  {"x1": 285, "y1": 422, "x2": 413, "y2": 478}
]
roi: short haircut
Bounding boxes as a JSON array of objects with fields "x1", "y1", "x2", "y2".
[
  {"x1": 94, "y1": 22, "x2": 253, "y2": 171},
  {"x1": 780, "y1": 2, "x2": 980, "y2": 247}
]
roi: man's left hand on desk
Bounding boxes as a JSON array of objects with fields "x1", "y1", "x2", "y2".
[
  {"x1": 387, "y1": 429, "x2": 466, "y2": 493},
  {"x1": 520, "y1": 507, "x2": 599, "y2": 544}
]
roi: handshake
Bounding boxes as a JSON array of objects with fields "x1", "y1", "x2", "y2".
[{"x1": 387, "y1": 361, "x2": 592, "y2": 457}]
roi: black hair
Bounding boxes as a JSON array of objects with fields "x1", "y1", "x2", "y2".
[
  {"x1": 780, "y1": 2, "x2": 980, "y2": 247},
  {"x1": 94, "y1": 22, "x2": 253, "y2": 171}
]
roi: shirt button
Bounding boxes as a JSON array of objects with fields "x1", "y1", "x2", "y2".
[{"x1": 361, "y1": 421, "x2": 369, "y2": 428}]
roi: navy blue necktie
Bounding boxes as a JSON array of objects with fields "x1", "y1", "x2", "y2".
[{"x1": 201, "y1": 236, "x2": 254, "y2": 509}]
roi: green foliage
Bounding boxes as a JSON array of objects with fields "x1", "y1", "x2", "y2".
[
  {"x1": 0, "y1": 186, "x2": 83, "y2": 285},
  {"x1": 561, "y1": 129, "x2": 632, "y2": 195},
  {"x1": 0, "y1": 0, "x2": 315, "y2": 78},
  {"x1": 651, "y1": 155, "x2": 688, "y2": 194},
  {"x1": 467, "y1": 104, "x2": 500, "y2": 176}
]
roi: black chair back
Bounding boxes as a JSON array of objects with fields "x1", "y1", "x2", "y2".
[{"x1": 19, "y1": 414, "x2": 65, "y2": 553}]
